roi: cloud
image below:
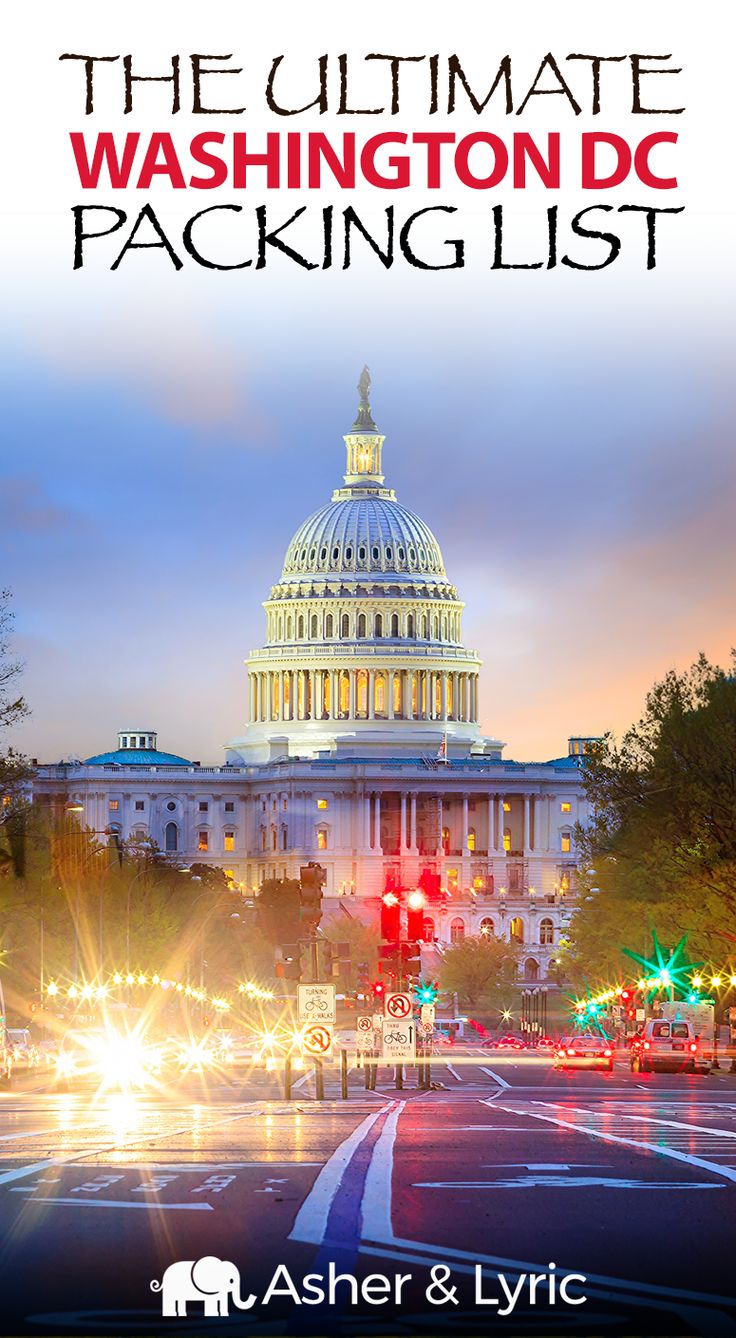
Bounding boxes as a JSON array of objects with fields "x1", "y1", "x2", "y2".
[{"x1": 0, "y1": 479, "x2": 75, "y2": 535}]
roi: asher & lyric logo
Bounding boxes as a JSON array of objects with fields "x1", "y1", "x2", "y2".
[{"x1": 151, "y1": 1256, "x2": 587, "y2": 1320}]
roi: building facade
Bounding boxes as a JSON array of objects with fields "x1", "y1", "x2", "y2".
[{"x1": 34, "y1": 373, "x2": 594, "y2": 984}]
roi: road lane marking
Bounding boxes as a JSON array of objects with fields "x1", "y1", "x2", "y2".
[
  {"x1": 480, "y1": 1068, "x2": 511, "y2": 1088},
  {"x1": 0, "y1": 1128, "x2": 58, "y2": 1143},
  {"x1": 446, "y1": 1065, "x2": 462, "y2": 1082},
  {"x1": 288, "y1": 1104, "x2": 391, "y2": 1245},
  {"x1": 0, "y1": 1106, "x2": 264, "y2": 1188},
  {"x1": 6, "y1": 1195, "x2": 214, "y2": 1210},
  {"x1": 488, "y1": 1101, "x2": 736, "y2": 1185},
  {"x1": 360, "y1": 1101, "x2": 405, "y2": 1242},
  {"x1": 414, "y1": 1177, "x2": 723, "y2": 1190},
  {"x1": 620, "y1": 1111, "x2": 736, "y2": 1140}
]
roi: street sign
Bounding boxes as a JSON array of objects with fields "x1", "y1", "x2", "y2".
[
  {"x1": 297, "y1": 983, "x2": 336, "y2": 1024},
  {"x1": 356, "y1": 1016, "x2": 374, "y2": 1053},
  {"x1": 373, "y1": 1013, "x2": 384, "y2": 1031},
  {"x1": 385, "y1": 991, "x2": 412, "y2": 1021},
  {"x1": 635, "y1": 1007, "x2": 646, "y2": 1022},
  {"x1": 301, "y1": 1021, "x2": 333, "y2": 1058},
  {"x1": 382, "y1": 1019, "x2": 415, "y2": 1063},
  {"x1": 420, "y1": 1003, "x2": 435, "y2": 1027},
  {"x1": 419, "y1": 1019, "x2": 434, "y2": 1037}
]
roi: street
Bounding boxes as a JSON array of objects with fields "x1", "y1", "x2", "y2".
[{"x1": 1, "y1": 1050, "x2": 735, "y2": 1336}]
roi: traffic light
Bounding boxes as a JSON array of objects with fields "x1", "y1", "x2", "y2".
[
  {"x1": 406, "y1": 889, "x2": 426, "y2": 941},
  {"x1": 381, "y1": 890, "x2": 401, "y2": 941},
  {"x1": 372, "y1": 980, "x2": 386, "y2": 1001},
  {"x1": 300, "y1": 863, "x2": 325, "y2": 934},
  {"x1": 357, "y1": 961, "x2": 371, "y2": 998},
  {"x1": 275, "y1": 943, "x2": 302, "y2": 980},
  {"x1": 415, "y1": 979, "x2": 439, "y2": 1005}
]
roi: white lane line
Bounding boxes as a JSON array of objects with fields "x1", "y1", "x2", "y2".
[
  {"x1": 487, "y1": 1102, "x2": 736, "y2": 1185},
  {"x1": 0, "y1": 1128, "x2": 57, "y2": 1143},
  {"x1": 6, "y1": 1195, "x2": 214, "y2": 1211},
  {"x1": 356, "y1": 1239, "x2": 736, "y2": 1316},
  {"x1": 0, "y1": 1107, "x2": 264, "y2": 1188},
  {"x1": 360, "y1": 1101, "x2": 405, "y2": 1242},
  {"x1": 480, "y1": 1068, "x2": 510, "y2": 1088},
  {"x1": 414, "y1": 1177, "x2": 723, "y2": 1190},
  {"x1": 446, "y1": 1066, "x2": 462, "y2": 1083},
  {"x1": 620, "y1": 1112, "x2": 736, "y2": 1140},
  {"x1": 288, "y1": 1104, "x2": 391, "y2": 1245}
]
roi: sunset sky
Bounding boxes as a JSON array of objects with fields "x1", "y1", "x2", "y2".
[{"x1": 1, "y1": 0, "x2": 733, "y2": 766}]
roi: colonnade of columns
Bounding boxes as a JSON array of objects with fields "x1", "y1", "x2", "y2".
[
  {"x1": 248, "y1": 667, "x2": 480, "y2": 726},
  {"x1": 358, "y1": 790, "x2": 565, "y2": 856}
]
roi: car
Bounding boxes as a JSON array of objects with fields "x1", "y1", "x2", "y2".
[
  {"x1": 535, "y1": 1036, "x2": 556, "y2": 1051},
  {"x1": 6, "y1": 1029, "x2": 39, "y2": 1069},
  {"x1": 554, "y1": 1034, "x2": 614, "y2": 1071},
  {"x1": 494, "y1": 1034, "x2": 527, "y2": 1051},
  {"x1": 630, "y1": 1018, "x2": 707, "y2": 1073}
]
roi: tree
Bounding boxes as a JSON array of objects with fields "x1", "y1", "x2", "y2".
[
  {"x1": 321, "y1": 909, "x2": 383, "y2": 987},
  {"x1": 0, "y1": 590, "x2": 32, "y2": 861},
  {"x1": 438, "y1": 935, "x2": 519, "y2": 1007},
  {"x1": 569, "y1": 652, "x2": 736, "y2": 982},
  {"x1": 256, "y1": 878, "x2": 301, "y2": 946}
]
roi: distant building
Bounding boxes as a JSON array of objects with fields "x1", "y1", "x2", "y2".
[{"x1": 34, "y1": 374, "x2": 595, "y2": 983}]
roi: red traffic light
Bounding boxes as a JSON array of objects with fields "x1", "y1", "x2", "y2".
[{"x1": 373, "y1": 981, "x2": 385, "y2": 997}]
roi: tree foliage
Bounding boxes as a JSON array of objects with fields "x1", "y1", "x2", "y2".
[
  {"x1": 0, "y1": 590, "x2": 32, "y2": 849},
  {"x1": 438, "y1": 934, "x2": 519, "y2": 1007},
  {"x1": 568, "y1": 653, "x2": 736, "y2": 983}
]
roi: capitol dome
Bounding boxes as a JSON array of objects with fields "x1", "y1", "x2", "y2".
[{"x1": 227, "y1": 370, "x2": 496, "y2": 764}]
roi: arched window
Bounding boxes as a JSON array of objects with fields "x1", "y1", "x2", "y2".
[
  {"x1": 297, "y1": 615, "x2": 305, "y2": 639},
  {"x1": 310, "y1": 614, "x2": 318, "y2": 639},
  {"x1": 372, "y1": 545, "x2": 380, "y2": 561},
  {"x1": 339, "y1": 670, "x2": 350, "y2": 717},
  {"x1": 421, "y1": 614, "x2": 428, "y2": 639},
  {"x1": 286, "y1": 615, "x2": 292, "y2": 639},
  {"x1": 524, "y1": 957, "x2": 540, "y2": 982},
  {"x1": 374, "y1": 672, "x2": 387, "y2": 716},
  {"x1": 165, "y1": 822, "x2": 178, "y2": 852},
  {"x1": 271, "y1": 827, "x2": 277, "y2": 852},
  {"x1": 341, "y1": 612, "x2": 350, "y2": 638},
  {"x1": 560, "y1": 828, "x2": 572, "y2": 854},
  {"x1": 503, "y1": 828, "x2": 511, "y2": 853},
  {"x1": 450, "y1": 917, "x2": 465, "y2": 944},
  {"x1": 283, "y1": 673, "x2": 292, "y2": 719},
  {"x1": 316, "y1": 827, "x2": 328, "y2": 851},
  {"x1": 411, "y1": 672, "x2": 419, "y2": 718},
  {"x1": 467, "y1": 827, "x2": 476, "y2": 852},
  {"x1": 539, "y1": 918, "x2": 554, "y2": 945},
  {"x1": 358, "y1": 545, "x2": 367, "y2": 562},
  {"x1": 433, "y1": 616, "x2": 439, "y2": 639},
  {"x1": 374, "y1": 613, "x2": 383, "y2": 638},
  {"x1": 357, "y1": 613, "x2": 366, "y2": 638},
  {"x1": 356, "y1": 669, "x2": 368, "y2": 717},
  {"x1": 393, "y1": 672, "x2": 402, "y2": 717},
  {"x1": 434, "y1": 675, "x2": 442, "y2": 718},
  {"x1": 282, "y1": 827, "x2": 288, "y2": 851},
  {"x1": 510, "y1": 917, "x2": 524, "y2": 943},
  {"x1": 441, "y1": 825, "x2": 450, "y2": 855},
  {"x1": 422, "y1": 916, "x2": 435, "y2": 943},
  {"x1": 325, "y1": 613, "x2": 333, "y2": 638},
  {"x1": 480, "y1": 917, "x2": 495, "y2": 937},
  {"x1": 441, "y1": 615, "x2": 447, "y2": 640},
  {"x1": 407, "y1": 613, "x2": 415, "y2": 638},
  {"x1": 390, "y1": 612, "x2": 399, "y2": 637}
]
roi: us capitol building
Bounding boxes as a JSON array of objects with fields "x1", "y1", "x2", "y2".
[{"x1": 35, "y1": 372, "x2": 594, "y2": 984}]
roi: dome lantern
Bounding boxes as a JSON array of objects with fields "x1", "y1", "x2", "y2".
[{"x1": 343, "y1": 365, "x2": 385, "y2": 486}]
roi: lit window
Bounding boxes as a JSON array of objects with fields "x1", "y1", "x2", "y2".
[
  {"x1": 108, "y1": 800, "x2": 119, "y2": 811},
  {"x1": 317, "y1": 799, "x2": 328, "y2": 810},
  {"x1": 503, "y1": 831, "x2": 511, "y2": 852},
  {"x1": 2, "y1": 795, "x2": 11, "y2": 808},
  {"x1": 317, "y1": 828, "x2": 327, "y2": 850},
  {"x1": 135, "y1": 800, "x2": 144, "y2": 811},
  {"x1": 224, "y1": 869, "x2": 234, "y2": 884},
  {"x1": 503, "y1": 801, "x2": 511, "y2": 812},
  {"x1": 224, "y1": 831, "x2": 235, "y2": 852},
  {"x1": 467, "y1": 828, "x2": 476, "y2": 852},
  {"x1": 283, "y1": 797, "x2": 288, "y2": 811},
  {"x1": 198, "y1": 831, "x2": 209, "y2": 852},
  {"x1": 561, "y1": 802, "x2": 571, "y2": 813},
  {"x1": 447, "y1": 867, "x2": 459, "y2": 891},
  {"x1": 561, "y1": 833, "x2": 571, "y2": 854}
]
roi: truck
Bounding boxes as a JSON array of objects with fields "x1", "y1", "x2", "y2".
[{"x1": 658, "y1": 1000, "x2": 715, "y2": 1067}]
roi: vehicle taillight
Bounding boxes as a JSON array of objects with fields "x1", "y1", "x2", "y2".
[
  {"x1": 556, "y1": 1049, "x2": 565, "y2": 1058},
  {"x1": 643, "y1": 1041, "x2": 650, "y2": 1049},
  {"x1": 603, "y1": 1049, "x2": 612, "y2": 1057},
  {"x1": 689, "y1": 1042, "x2": 697, "y2": 1052},
  {"x1": 566, "y1": 1048, "x2": 576, "y2": 1056}
]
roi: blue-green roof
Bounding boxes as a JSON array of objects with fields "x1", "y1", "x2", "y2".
[{"x1": 83, "y1": 748, "x2": 192, "y2": 767}]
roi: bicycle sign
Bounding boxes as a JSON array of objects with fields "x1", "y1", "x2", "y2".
[
  {"x1": 382, "y1": 1019, "x2": 415, "y2": 1063},
  {"x1": 385, "y1": 992, "x2": 412, "y2": 1020},
  {"x1": 297, "y1": 983, "x2": 336, "y2": 1024},
  {"x1": 356, "y1": 1015, "x2": 375, "y2": 1053},
  {"x1": 301, "y1": 1022, "x2": 333, "y2": 1057}
]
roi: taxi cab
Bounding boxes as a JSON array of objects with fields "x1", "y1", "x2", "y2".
[
  {"x1": 554, "y1": 1033, "x2": 613, "y2": 1072},
  {"x1": 630, "y1": 1018, "x2": 705, "y2": 1073}
]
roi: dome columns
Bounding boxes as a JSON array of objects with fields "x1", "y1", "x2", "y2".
[{"x1": 248, "y1": 665, "x2": 480, "y2": 728}]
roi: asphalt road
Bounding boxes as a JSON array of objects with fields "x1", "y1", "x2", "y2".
[{"x1": 1, "y1": 1051, "x2": 735, "y2": 1337}]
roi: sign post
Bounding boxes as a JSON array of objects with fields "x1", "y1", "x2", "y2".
[{"x1": 297, "y1": 983, "x2": 336, "y2": 1025}]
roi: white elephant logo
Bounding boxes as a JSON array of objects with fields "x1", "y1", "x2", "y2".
[{"x1": 150, "y1": 1255, "x2": 257, "y2": 1318}]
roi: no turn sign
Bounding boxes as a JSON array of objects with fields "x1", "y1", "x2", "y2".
[
  {"x1": 385, "y1": 992, "x2": 412, "y2": 1020},
  {"x1": 301, "y1": 1022, "x2": 333, "y2": 1057}
]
